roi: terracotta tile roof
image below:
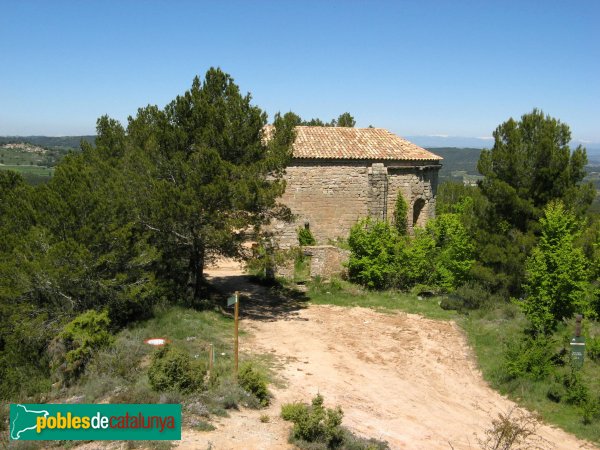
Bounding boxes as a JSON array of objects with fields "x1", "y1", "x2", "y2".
[{"x1": 290, "y1": 126, "x2": 442, "y2": 161}]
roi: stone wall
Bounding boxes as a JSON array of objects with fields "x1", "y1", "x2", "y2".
[
  {"x1": 272, "y1": 159, "x2": 440, "y2": 247},
  {"x1": 387, "y1": 166, "x2": 439, "y2": 229},
  {"x1": 304, "y1": 245, "x2": 350, "y2": 279}
]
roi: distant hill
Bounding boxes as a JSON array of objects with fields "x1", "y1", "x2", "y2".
[
  {"x1": 408, "y1": 135, "x2": 494, "y2": 149},
  {"x1": 0, "y1": 135, "x2": 95, "y2": 151},
  {"x1": 426, "y1": 147, "x2": 483, "y2": 184},
  {"x1": 587, "y1": 147, "x2": 600, "y2": 165}
]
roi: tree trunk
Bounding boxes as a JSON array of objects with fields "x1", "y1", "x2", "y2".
[{"x1": 190, "y1": 243, "x2": 205, "y2": 301}]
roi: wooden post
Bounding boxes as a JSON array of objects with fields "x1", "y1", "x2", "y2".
[
  {"x1": 575, "y1": 314, "x2": 583, "y2": 337},
  {"x1": 208, "y1": 343, "x2": 214, "y2": 378},
  {"x1": 234, "y1": 291, "x2": 239, "y2": 380}
]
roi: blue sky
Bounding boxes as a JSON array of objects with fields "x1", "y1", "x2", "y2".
[{"x1": 1, "y1": 0, "x2": 599, "y2": 143}]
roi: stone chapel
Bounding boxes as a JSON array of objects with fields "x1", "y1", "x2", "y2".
[{"x1": 272, "y1": 126, "x2": 443, "y2": 247}]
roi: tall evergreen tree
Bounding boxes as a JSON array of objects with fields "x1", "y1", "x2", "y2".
[
  {"x1": 478, "y1": 109, "x2": 594, "y2": 231},
  {"x1": 123, "y1": 68, "x2": 296, "y2": 300},
  {"x1": 473, "y1": 110, "x2": 594, "y2": 295}
]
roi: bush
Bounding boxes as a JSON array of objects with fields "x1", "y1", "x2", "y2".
[
  {"x1": 561, "y1": 369, "x2": 590, "y2": 406},
  {"x1": 521, "y1": 201, "x2": 589, "y2": 335},
  {"x1": 84, "y1": 331, "x2": 146, "y2": 382},
  {"x1": 398, "y1": 228, "x2": 435, "y2": 288},
  {"x1": 425, "y1": 213, "x2": 474, "y2": 291},
  {"x1": 281, "y1": 395, "x2": 389, "y2": 450},
  {"x1": 148, "y1": 345, "x2": 204, "y2": 394},
  {"x1": 476, "y1": 407, "x2": 546, "y2": 450},
  {"x1": 586, "y1": 336, "x2": 600, "y2": 362},
  {"x1": 281, "y1": 394, "x2": 344, "y2": 448},
  {"x1": 347, "y1": 214, "x2": 473, "y2": 292},
  {"x1": 582, "y1": 397, "x2": 600, "y2": 425},
  {"x1": 281, "y1": 402, "x2": 307, "y2": 422},
  {"x1": 347, "y1": 218, "x2": 401, "y2": 289},
  {"x1": 238, "y1": 362, "x2": 270, "y2": 406},
  {"x1": 440, "y1": 282, "x2": 502, "y2": 312},
  {"x1": 49, "y1": 310, "x2": 114, "y2": 385},
  {"x1": 298, "y1": 226, "x2": 317, "y2": 246},
  {"x1": 502, "y1": 336, "x2": 556, "y2": 381},
  {"x1": 393, "y1": 193, "x2": 408, "y2": 235}
]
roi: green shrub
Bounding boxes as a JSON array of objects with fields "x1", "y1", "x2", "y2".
[
  {"x1": 561, "y1": 369, "x2": 589, "y2": 406},
  {"x1": 84, "y1": 331, "x2": 146, "y2": 382},
  {"x1": 49, "y1": 310, "x2": 114, "y2": 384},
  {"x1": 586, "y1": 336, "x2": 600, "y2": 362},
  {"x1": 582, "y1": 397, "x2": 600, "y2": 425},
  {"x1": 281, "y1": 394, "x2": 344, "y2": 448},
  {"x1": 502, "y1": 336, "x2": 555, "y2": 381},
  {"x1": 441, "y1": 282, "x2": 502, "y2": 312},
  {"x1": 206, "y1": 378, "x2": 262, "y2": 411},
  {"x1": 425, "y1": 213, "x2": 474, "y2": 291},
  {"x1": 520, "y1": 201, "x2": 589, "y2": 335},
  {"x1": 281, "y1": 402, "x2": 307, "y2": 421},
  {"x1": 148, "y1": 345, "x2": 204, "y2": 394},
  {"x1": 298, "y1": 226, "x2": 317, "y2": 246},
  {"x1": 347, "y1": 218, "x2": 401, "y2": 289},
  {"x1": 393, "y1": 193, "x2": 408, "y2": 235},
  {"x1": 238, "y1": 362, "x2": 270, "y2": 406},
  {"x1": 397, "y1": 228, "x2": 435, "y2": 288},
  {"x1": 347, "y1": 214, "x2": 473, "y2": 292}
]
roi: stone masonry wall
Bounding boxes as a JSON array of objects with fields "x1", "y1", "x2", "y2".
[
  {"x1": 272, "y1": 159, "x2": 440, "y2": 247},
  {"x1": 367, "y1": 163, "x2": 388, "y2": 221},
  {"x1": 387, "y1": 167, "x2": 438, "y2": 229},
  {"x1": 304, "y1": 245, "x2": 350, "y2": 279}
]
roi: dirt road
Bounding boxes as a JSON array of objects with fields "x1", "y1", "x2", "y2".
[{"x1": 177, "y1": 259, "x2": 597, "y2": 450}]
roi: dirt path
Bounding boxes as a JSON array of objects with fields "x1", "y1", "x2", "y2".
[{"x1": 177, "y1": 259, "x2": 597, "y2": 450}]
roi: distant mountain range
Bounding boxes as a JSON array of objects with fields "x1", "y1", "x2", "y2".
[
  {"x1": 407, "y1": 135, "x2": 495, "y2": 149},
  {"x1": 1, "y1": 134, "x2": 599, "y2": 164},
  {"x1": 408, "y1": 135, "x2": 600, "y2": 164}
]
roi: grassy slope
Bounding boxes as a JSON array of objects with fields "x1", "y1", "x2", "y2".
[
  {"x1": 462, "y1": 309, "x2": 600, "y2": 444},
  {"x1": 66, "y1": 305, "x2": 267, "y2": 405},
  {"x1": 303, "y1": 279, "x2": 600, "y2": 445}
]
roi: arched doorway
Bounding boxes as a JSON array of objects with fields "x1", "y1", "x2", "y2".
[{"x1": 413, "y1": 198, "x2": 426, "y2": 228}]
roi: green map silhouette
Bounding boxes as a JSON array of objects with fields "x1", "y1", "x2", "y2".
[{"x1": 10, "y1": 404, "x2": 49, "y2": 440}]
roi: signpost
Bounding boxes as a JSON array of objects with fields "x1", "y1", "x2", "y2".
[
  {"x1": 570, "y1": 314, "x2": 585, "y2": 369},
  {"x1": 208, "y1": 343, "x2": 214, "y2": 378},
  {"x1": 227, "y1": 291, "x2": 240, "y2": 379}
]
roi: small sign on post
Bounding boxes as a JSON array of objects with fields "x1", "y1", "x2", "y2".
[
  {"x1": 227, "y1": 294, "x2": 237, "y2": 307},
  {"x1": 570, "y1": 314, "x2": 585, "y2": 369},
  {"x1": 227, "y1": 291, "x2": 240, "y2": 379}
]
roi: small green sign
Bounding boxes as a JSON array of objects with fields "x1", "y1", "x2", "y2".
[
  {"x1": 10, "y1": 404, "x2": 181, "y2": 441},
  {"x1": 227, "y1": 294, "x2": 237, "y2": 307},
  {"x1": 570, "y1": 336, "x2": 585, "y2": 368}
]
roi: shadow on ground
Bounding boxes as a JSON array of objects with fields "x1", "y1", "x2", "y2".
[{"x1": 207, "y1": 274, "x2": 309, "y2": 322}]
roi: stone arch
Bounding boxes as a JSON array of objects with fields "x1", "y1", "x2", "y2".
[{"x1": 412, "y1": 198, "x2": 426, "y2": 229}]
